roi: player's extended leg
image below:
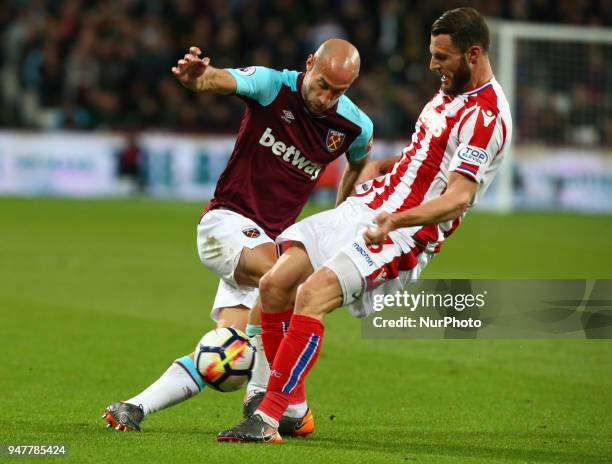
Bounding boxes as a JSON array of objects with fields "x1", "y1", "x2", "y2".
[
  {"x1": 221, "y1": 242, "x2": 277, "y2": 399},
  {"x1": 197, "y1": 213, "x2": 277, "y2": 409},
  {"x1": 258, "y1": 244, "x2": 314, "y2": 363},
  {"x1": 103, "y1": 242, "x2": 276, "y2": 432},
  {"x1": 253, "y1": 267, "x2": 341, "y2": 430},
  {"x1": 227, "y1": 244, "x2": 279, "y2": 402},
  {"x1": 242, "y1": 245, "x2": 316, "y2": 433},
  {"x1": 242, "y1": 298, "x2": 269, "y2": 400},
  {"x1": 218, "y1": 252, "x2": 343, "y2": 442},
  {"x1": 103, "y1": 303, "x2": 248, "y2": 431}
]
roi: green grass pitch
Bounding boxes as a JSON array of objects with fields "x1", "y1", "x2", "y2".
[{"x1": 1, "y1": 197, "x2": 611, "y2": 463}]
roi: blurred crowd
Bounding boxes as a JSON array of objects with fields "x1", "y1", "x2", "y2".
[
  {"x1": 0, "y1": 0, "x2": 611, "y2": 146},
  {"x1": 515, "y1": 37, "x2": 612, "y2": 147}
]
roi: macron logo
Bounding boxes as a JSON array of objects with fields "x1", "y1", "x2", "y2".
[
  {"x1": 352, "y1": 242, "x2": 375, "y2": 267},
  {"x1": 259, "y1": 127, "x2": 321, "y2": 180}
]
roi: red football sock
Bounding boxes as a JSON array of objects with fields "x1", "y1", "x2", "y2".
[
  {"x1": 257, "y1": 314, "x2": 324, "y2": 423},
  {"x1": 260, "y1": 309, "x2": 293, "y2": 365},
  {"x1": 290, "y1": 382, "x2": 306, "y2": 405}
]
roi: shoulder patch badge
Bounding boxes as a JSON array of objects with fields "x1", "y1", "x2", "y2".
[{"x1": 237, "y1": 67, "x2": 256, "y2": 76}]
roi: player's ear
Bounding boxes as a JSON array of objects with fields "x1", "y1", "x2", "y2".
[
  {"x1": 305, "y1": 54, "x2": 314, "y2": 71},
  {"x1": 467, "y1": 45, "x2": 481, "y2": 64}
]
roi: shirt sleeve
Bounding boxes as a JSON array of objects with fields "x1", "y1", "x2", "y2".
[
  {"x1": 337, "y1": 96, "x2": 374, "y2": 163},
  {"x1": 449, "y1": 106, "x2": 506, "y2": 183},
  {"x1": 225, "y1": 66, "x2": 284, "y2": 107},
  {"x1": 346, "y1": 114, "x2": 374, "y2": 163}
]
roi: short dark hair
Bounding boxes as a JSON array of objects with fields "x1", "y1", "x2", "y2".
[{"x1": 431, "y1": 7, "x2": 490, "y2": 53}]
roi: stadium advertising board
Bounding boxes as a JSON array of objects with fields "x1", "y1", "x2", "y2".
[{"x1": 1, "y1": 132, "x2": 611, "y2": 211}]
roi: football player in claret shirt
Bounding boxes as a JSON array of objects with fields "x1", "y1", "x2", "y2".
[
  {"x1": 218, "y1": 7, "x2": 513, "y2": 442},
  {"x1": 103, "y1": 39, "x2": 388, "y2": 434}
]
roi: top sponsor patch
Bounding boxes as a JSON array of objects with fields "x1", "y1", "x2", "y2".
[{"x1": 457, "y1": 146, "x2": 489, "y2": 165}]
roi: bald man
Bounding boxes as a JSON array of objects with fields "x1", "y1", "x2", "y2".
[{"x1": 103, "y1": 40, "x2": 376, "y2": 436}]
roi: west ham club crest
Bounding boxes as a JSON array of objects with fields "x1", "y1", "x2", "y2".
[
  {"x1": 242, "y1": 227, "x2": 261, "y2": 238},
  {"x1": 325, "y1": 129, "x2": 346, "y2": 153}
]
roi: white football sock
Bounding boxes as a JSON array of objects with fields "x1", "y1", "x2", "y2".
[
  {"x1": 126, "y1": 355, "x2": 205, "y2": 416},
  {"x1": 246, "y1": 333, "x2": 270, "y2": 398},
  {"x1": 285, "y1": 401, "x2": 308, "y2": 418},
  {"x1": 254, "y1": 410, "x2": 279, "y2": 429}
]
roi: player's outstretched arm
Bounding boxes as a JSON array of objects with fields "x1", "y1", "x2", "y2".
[
  {"x1": 336, "y1": 156, "x2": 369, "y2": 206},
  {"x1": 171, "y1": 46, "x2": 237, "y2": 94},
  {"x1": 355, "y1": 156, "x2": 400, "y2": 186},
  {"x1": 363, "y1": 172, "x2": 477, "y2": 245}
]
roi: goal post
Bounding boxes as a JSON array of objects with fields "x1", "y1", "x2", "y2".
[{"x1": 484, "y1": 20, "x2": 612, "y2": 213}]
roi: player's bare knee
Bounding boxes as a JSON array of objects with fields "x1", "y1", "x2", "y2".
[
  {"x1": 259, "y1": 270, "x2": 291, "y2": 312},
  {"x1": 294, "y1": 281, "x2": 322, "y2": 317},
  {"x1": 258, "y1": 269, "x2": 277, "y2": 296},
  {"x1": 258, "y1": 273, "x2": 274, "y2": 308}
]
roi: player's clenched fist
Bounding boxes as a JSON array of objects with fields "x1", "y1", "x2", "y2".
[
  {"x1": 171, "y1": 46, "x2": 210, "y2": 92},
  {"x1": 363, "y1": 212, "x2": 394, "y2": 246}
]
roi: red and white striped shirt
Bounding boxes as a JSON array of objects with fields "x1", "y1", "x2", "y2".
[{"x1": 353, "y1": 78, "x2": 512, "y2": 253}]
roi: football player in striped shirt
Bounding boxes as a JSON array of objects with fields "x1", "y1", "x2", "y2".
[{"x1": 218, "y1": 7, "x2": 513, "y2": 442}]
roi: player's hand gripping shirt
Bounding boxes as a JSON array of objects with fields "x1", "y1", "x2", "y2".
[
  {"x1": 206, "y1": 66, "x2": 373, "y2": 239},
  {"x1": 353, "y1": 78, "x2": 512, "y2": 253}
]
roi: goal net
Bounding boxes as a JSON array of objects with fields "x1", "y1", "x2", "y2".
[{"x1": 484, "y1": 20, "x2": 612, "y2": 212}]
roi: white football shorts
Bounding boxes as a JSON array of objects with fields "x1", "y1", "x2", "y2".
[
  {"x1": 197, "y1": 208, "x2": 274, "y2": 321},
  {"x1": 277, "y1": 198, "x2": 434, "y2": 318}
]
